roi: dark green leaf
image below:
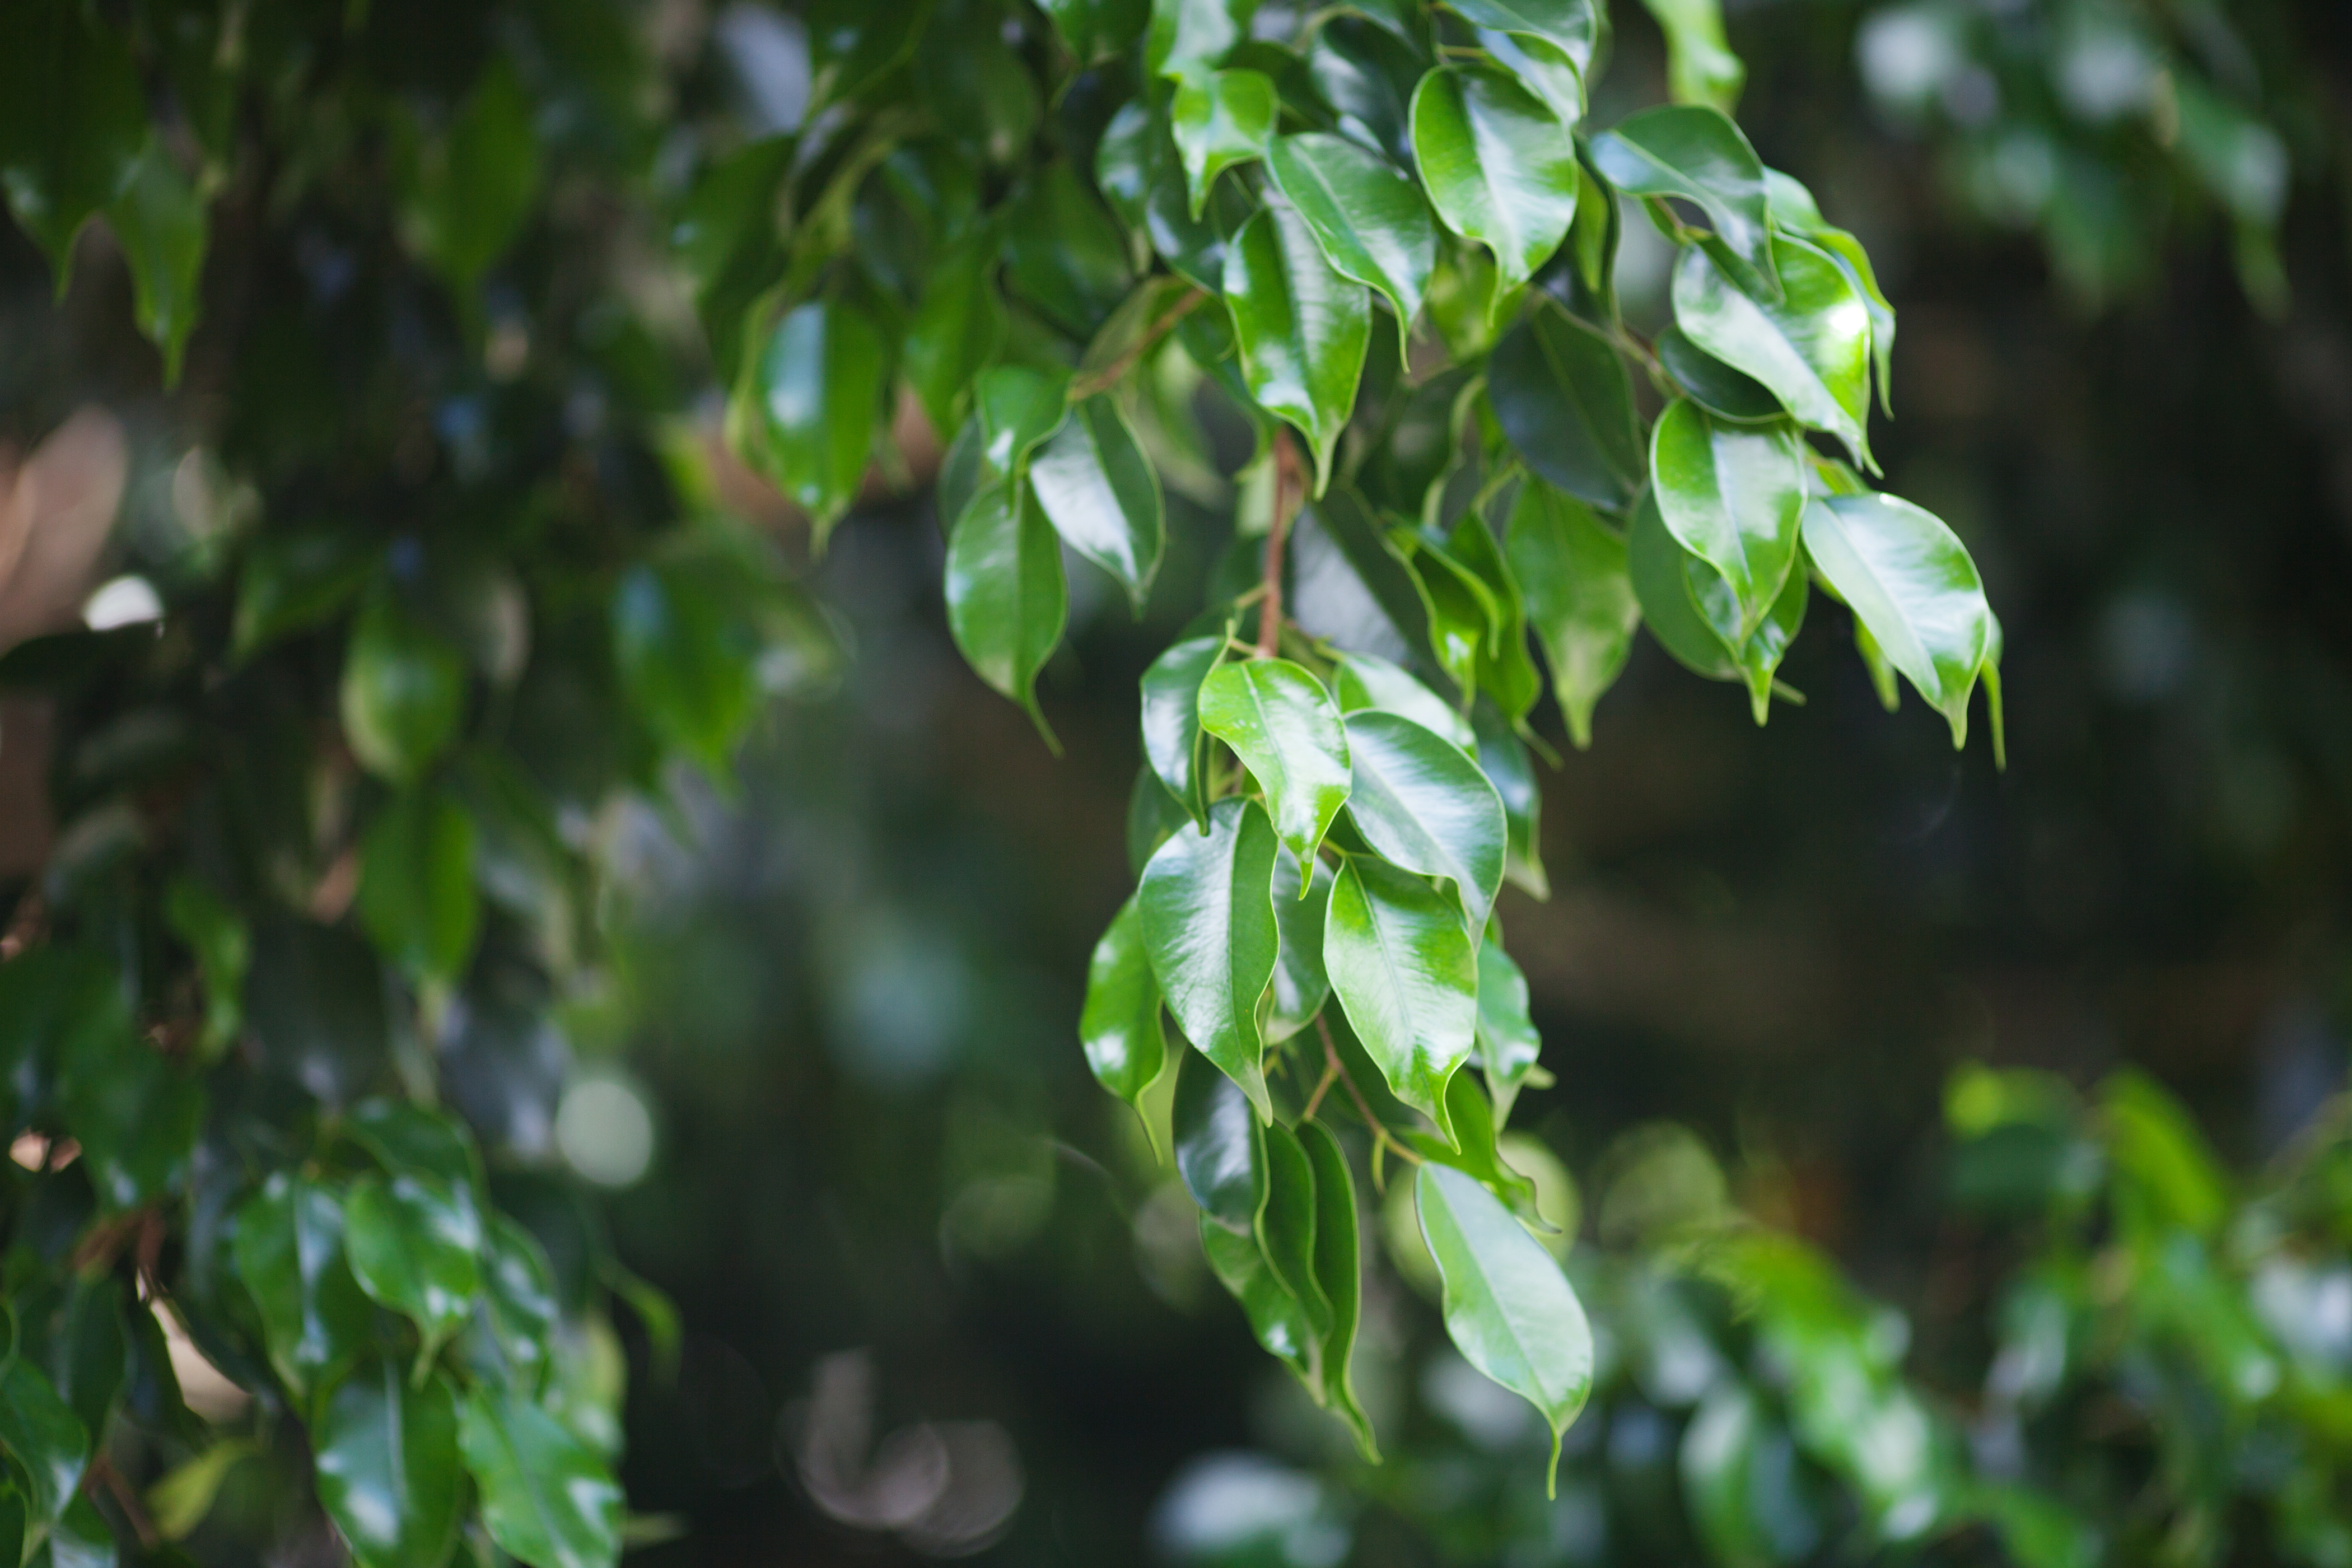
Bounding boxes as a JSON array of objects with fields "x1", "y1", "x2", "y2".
[
  {"x1": 0, "y1": 0, "x2": 144, "y2": 278},
  {"x1": 0, "y1": 1357, "x2": 88, "y2": 1531},
  {"x1": 1140, "y1": 633, "x2": 1228, "y2": 828},
  {"x1": 1003, "y1": 162, "x2": 1133, "y2": 339},
  {"x1": 105, "y1": 142, "x2": 208, "y2": 383},
  {"x1": 1656, "y1": 323, "x2": 1783, "y2": 422},
  {"x1": 1199, "y1": 1213, "x2": 1315, "y2": 1375},
  {"x1": 1224, "y1": 203, "x2": 1372, "y2": 493},
  {"x1": 346, "y1": 1100, "x2": 482, "y2": 1191},
  {"x1": 1030, "y1": 395, "x2": 1166, "y2": 614},
  {"x1": 1487, "y1": 302, "x2": 1644, "y2": 509},
  {"x1": 1299, "y1": 1121, "x2": 1378, "y2": 1457},
  {"x1": 972, "y1": 365, "x2": 1072, "y2": 483},
  {"x1": 467, "y1": 1214, "x2": 562, "y2": 1389},
  {"x1": 1306, "y1": 16, "x2": 1423, "y2": 169},
  {"x1": 1471, "y1": 704, "x2": 1548, "y2": 900},
  {"x1": 1037, "y1": 0, "x2": 1151, "y2": 62},
  {"x1": 1140, "y1": 797, "x2": 1282, "y2": 1119},
  {"x1": 944, "y1": 480, "x2": 1067, "y2": 741},
  {"x1": 1081, "y1": 897, "x2": 1167, "y2": 1116},
  {"x1": 1268, "y1": 133, "x2": 1439, "y2": 354},
  {"x1": 357, "y1": 787, "x2": 481, "y2": 985},
  {"x1": 806, "y1": 1, "x2": 932, "y2": 110},
  {"x1": 458, "y1": 1386, "x2": 623, "y2": 1568},
  {"x1": 403, "y1": 57, "x2": 542, "y2": 292},
  {"x1": 341, "y1": 590, "x2": 468, "y2": 785},
  {"x1": 1128, "y1": 766, "x2": 1191, "y2": 876},
  {"x1": 344, "y1": 1173, "x2": 484, "y2": 1354},
  {"x1": 1590, "y1": 106, "x2": 1773, "y2": 295},
  {"x1": 1173, "y1": 71, "x2": 1277, "y2": 217},
  {"x1": 315, "y1": 1362, "x2": 464, "y2": 1568},
  {"x1": 163, "y1": 878, "x2": 247, "y2": 1062},
  {"x1": 1268, "y1": 847, "x2": 1333, "y2": 1043},
  {"x1": 1259, "y1": 1123, "x2": 1332, "y2": 1336},
  {"x1": 1173, "y1": 1043, "x2": 1267, "y2": 1231},
  {"x1": 1506, "y1": 479, "x2": 1637, "y2": 748},
  {"x1": 902, "y1": 224, "x2": 1007, "y2": 437},
  {"x1": 1342, "y1": 711, "x2": 1506, "y2": 935},
  {"x1": 1650, "y1": 399, "x2": 1806, "y2": 641},
  {"x1": 231, "y1": 1173, "x2": 376, "y2": 1401},
  {"x1": 1197, "y1": 659, "x2": 1354, "y2": 871},
  {"x1": 756, "y1": 300, "x2": 885, "y2": 542},
  {"x1": 612, "y1": 556, "x2": 760, "y2": 778},
  {"x1": 1410, "y1": 63, "x2": 1580, "y2": 294},
  {"x1": 1389, "y1": 527, "x2": 1498, "y2": 701},
  {"x1": 1324, "y1": 855, "x2": 1478, "y2": 1142},
  {"x1": 232, "y1": 530, "x2": 377, "y2": 661},
  {"x1": 1417, "y1": 1161, "x2": 1594, "y2": 1490},
  {"x1": 1673, "y1": 239, "x2": 1873, "y2": 469},
  {"x1": 57, "y1": 989, "x2": 202, "y2": 1211},
  {"x1": 1446, "y1": 512, "x2": 1543, "y2": 725},
  {"x1": 1800, "y1": 493, "x2": 1995, "y2": 746},
  {"x1": 1475, "y1": 939, "x2": 1542, "y2": 1121}
]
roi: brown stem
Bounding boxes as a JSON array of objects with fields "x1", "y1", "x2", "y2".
[
  {"x1": 1300, "y1": 1057, "x2": 1340, "y2": 1121},
  {"x1": 1257, "y1": 430, "x2": 1304, "y2": 659},
  {"x1": 1313, "y1": 1013, "x2": 1421, "y2": 1167},
  {"x1": 1068, "y1": 286, "x2": 1207, "y2": 401},
  {"x1": 90, "y1": 1455, "x2": 159, "y2": 1551}
]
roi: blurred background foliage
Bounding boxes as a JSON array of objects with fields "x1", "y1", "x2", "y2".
[{"x1": 5, "y1": 0, "x2": 2352, "y2": 1564}]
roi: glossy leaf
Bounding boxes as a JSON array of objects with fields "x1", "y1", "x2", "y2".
[
  {"x1": 1414, "y1": 1069, "x2": 1537, "y2": 1210},
  {"x1": 1268, "y1": 132, "x2": 1439, "y2": 354},
  {"x1": 1037, "y1": 0, "x2": 1150, "y2": 60},
  {"x1": 1259, "y1": 1124, "x2": 1333, "y2": 1336},
  {"x1": 458, "y1": 1387, "x2": 623, "y2": 1568},
  {"x1": 1474, "y1": 29, "x2": 1585, "y2": 124},
  {"x1": 1507, "y1": 479, "x2": 1638, "y2": 748},
  {"x1": 1306, "y1": 16, "x2": 1422, "y2": 168},
  {"x1": 1324, "y1": 855, "x2": 1478, "y2": 1143},
  {"x1": 1800, "y1": 493, "x2": 1996, "y2": 746},
  {"x1": 0, "y1": 0, "x2": 143, "y2": 278},
  {"x1": 0, "y1": 1359, "x2": 88, "y2": 1531},
  {"x1": 1030, "y1": 394, "x2": 1166, "y2": 614},
  {"x1": 314, "y1": 1363, "x2": 463, "y2": 1568},
  {"x1": 1650, "y1": 399, "x2": 1807, "y2": 641},
  {"x1": 1197, "y1": 659, "x2": 1354, "y2": 871},
  {"x1": 1442, "y1": 0, "x2": 1601, "y2": 70},
  {"x1": 1342, "y1": 711, "x2": 1506, "y2": 936},
  {"x1": 1224, "y1": 203, "x2": 1373, "y2": 493},
  {"x1": 1081, "y1": 897, "x2": 1167, "y2": 1115},
  {"x1": 1139, "y1": 797, "x2": 1281, "y2": 1120},
  {"x1": 1488, "y1": 302, "x2": 1644, "y2": 509},
  {"x1": 468, "y1": 1215, "x2": 562, "y2": 1389},
  {"x1": 612, "y1": 555, "x2": 760, "y2": 778},
  {"x1": 1673, "y1": 239, "x2": 1874, "y2": 469},
  {"x1": 902, "y1": 226, "x2": 1007, "y2": 437},
  {"x1": 944, "y1": 480, "x2": 1068, "y2": 741},
  {"x1": 341, "y1": 590, "x2": 468, "y2": 785},
  {"x1": 1630, "y1": 488, "x2": 1737, "y2": 682},
  {"x1": 232, "y1": 1173, "x2": 375, "y2": 1400},
  {"x1": 1471, "y1": 705, "x2": 1548, "y2": 900},
  {"x1": 346, "y1": 1100, "x2": 482, "y2": 1191},
  {"x1": 344, "y1": 1173, "x2": 484, "y2": 1354},
  {"x1": 357, "y1": 786, "x2": 481, "y2": 985},
  {"x1": 1331, "y1": 651, "x2": 1474, "y2": 750},
  {"x1": 1199, "y1": 1215, "x2": 1315, "y2": 1375},
  {"x1": 1149, "y1": 0, "x2": 1257, "y2": 82},
  {"x1": 1657, "y1": 322, "x2": 1783, "y2": 422},
  {"x1": 1002, "y1": 162, "x2": 1133, "y2": 338},
  {"x1": 972, "y1": 365, "x2": 1072, "y2": 482},
  {"x1": 57, "y1": 997, "x2": 202, "y2": 1212},
  {"x1": 1174, "y1": 71, "x2": 1277, "y2": 217},
  {"x1": 1174, "y1": 1043, "x2": 1268, "y2": 1231},
  {"x1": 1140, "y1": 633, "x2": 1227, "y2": 828},
  {"x1": 1268, "y1": 848, "x2": 1334, "y2": 1044},
  {"x1": 1410, "y1": 63, "x2": 1581, "y2": 295},
  {"x1": 1476, "y1": 939, "x2": 1543, "y2": 1122},
  {"x1": 1417, "y1": 1161, "x2": 1594, "y2": 1491},
  {"x1": 1446, "y1": 512, "x2": 1543, "y2": 726},
  {"x1": 757, "y1": 300, "x2": 885, "y2": 542},
  {"x1": 1590, "y1": 106, "x2": 1773, "y2": 294},
  {"x1": 1300, "y1": 1121, "x2": 1378, "y2": 1457},
  {"x1": 1641, "y1": 0, "x2": 1746, "y2": 111}
]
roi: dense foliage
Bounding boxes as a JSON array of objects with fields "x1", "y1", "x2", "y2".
[{"x1": 0, "y1": 0, "x2": 2334, "y2": 1566}]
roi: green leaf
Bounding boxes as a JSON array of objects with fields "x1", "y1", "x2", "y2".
[
  {"x1": 403, "y1": 57, "x2": 542, "y2": 292},
  {"x1": 1441, "y1": 0, "x2": 1601, "y2": 71},
  {"x1": 1197, "y1": 659, "x2": 1354, "y2": 871},
  {"x1": 148, "y1": 1441, "x2": 257, "y2": 1543},
  {"x1": 806, "y1": 0, "x2": 932, "y2": 110},
  {"x1": 1306, "y1": 16, "x2": 1423, "y2": 169},
  {"x1": 1224, "y1": 203, "x2": 1372, "y2": 493},
  {"x1": 1634, "y1": 487, "x2": 1810, "y2": 720},
  {"x1": 341, "y1": 590, "x2": 468, "y2": 785},
  {"x1": 1487, "y1": 302, "x2": 1644, "y2": 509},
  {"x1": 1672, "y1": 238, "x2": 1873, "y2": 470},
  {"x1": 1128, "y1": 766, "x2": 1190, "y2": 876},
  {"x1": 1639, "y1": 0, "x2": 1746, "y2": 113},
  {"x1": 1800, "y1": 493, "x2": 1995, "y2": 746},
  {"x1": 1390, "y1": 527, "x2": 1499, "y2": 701},
  {"x1": 345, "y1": 1100, "x2": 482, "y2": 1191},
  {"x1": 344, "y1": 1173, "x2": 484, "y2": 1356},
  {"x1": 0, "y1": 1359, "x2": 88, "y2": 1532},
  {"x1": 44, "y1": 1492, "x2": 114, "y2": 1568},
  {"x1": 1324, "y1": 855, "x2": 1478, "y2": 1142},
  {"x1": 902, "y1": 224, "x2": 1008, "y2": 438},
  {"x1": 1299, "y1": 1121, "x2": 1378, "y2": 1457},
  {"x1": 1764, "y1": 171, "x2": 1897, "y2": 415},
  {"x1": 1410, "y1": 63, "x2": 1580, "y2": 300},
  {"x1": 56, "y1": 990, "x2": 202, "y2": 1211},
  {"x1": 1681, "y1": 1384, "x2": 1785, "y2": 1568},
  {"x1": 1080, "y1": 896, "x2": 1167, "y2": 1117},
  {"x1": 1446, "y1": 512, "x2": 1543, "y2": 725},
  {"x1": 466, "y1": 1215, "x2": 562, "y2": 1389},
  {"x1": 1173, "y1": 1042, "x2": 1268, "y2": 1231},
  {"x1": 1149, "y1": 0, "x2": 1257, "y2": 82},
  {"x1": 1650, "y1": 399, "x2": 1807, "y2": 641},
  {"x1": 1506, "y1": 479, "x2": 1637, "y2": 749},
  {"x1": 458, "y1": 1386, "x2": 623, "y2": 1568},
  {"x1": 1656, "y1": 322, "x2": 1783, "y2": 422},
  {"x1": 1412, "y1": 1070, "x2": 1537, "y2": 1210},
  {"x1": 231, "y1": 1173, "x2": 376, "y2": 1401},
  {"x1": 1259, "y1": 1123, "x2": 1333, "y2": 1336},
  {"x1": 1003, "y1": 162, "x2": 1134, "y2": 339},
  {"x1": 972, "y1": 365, "x2": 1073, "y2": 483},
  {"x1": 1267, "y1": 132, "x2": 1440, "y2": 355},
  {"x1": 314, "y1": 1362, "x2": 464, "y2": 1568},
  {"x1": 1030, "y1": 394, "x2": 1166, "y2": 614},
  {"x1": 0, "y1": 0, "x2": 144, "y2": 280},
  {"x1": 1037, "y1": 0, "x2": 1150, "y2": 61},
  {"x1": 612, "y1": 554, "x2": 761, "y2": 778},
  {"x1": 1471, "y1": 704, "x2": 1548, "y2": 900},
  {"x1": 1199, "y1": 1214, "x2": 1315, "y2": 1376},
  {"x1": 1331, "y1": 652, "x2": 1473, "y2": 750},
  {"x1": 1140, "y1": 797, "x2": 1282, "y2": 1119},
  {"x1": 1268, "y1": 847, "x2": 1333, "y2": 1043},
  {"x1": 944, "y1": 480, "x2": 1067, "y2": 742},
  {"x1": 357, "y1": 786, "x2": 481, "y2": 985},
  {"x1": 232, "y1": 530, "x2": 378, "y2": 661},
  {"x1": 1592, "y1": 105, "x2": 1772, "y2": 291},
  {"x1": 756, "y1": 299, "x2": 885, "y2": 542},
  {"x1": 1342, "y1": 711, "x2": 1507, "y2": 936},
  {"x1": 105, "y1": 142, "x2": 208, "y2": 383},
  {"x1": 164, "y1": 878, "x2": 249, "y2": 1062},
  {"x1": 1475, "y1": 939, "x2": 1542, "y2": 1122},
  {"x1": 1140, "y1": 633, "x2": 1228, "y2": 828},
  {"x1": 1173, "y1": 71, "x2": 1277, "y2": 218},
  {"x1": 1416, "y1": 1161, "x2": 1594, "y2": 1491},
  {"x1": 1472, "y1": 28, "x2": 1586, "y2": 123}
]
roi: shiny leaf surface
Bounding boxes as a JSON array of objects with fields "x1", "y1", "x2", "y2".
[
  {"x1": 1673, "y1": 239, "x2": 1874, "y2": 469},
  {"x1": 1650, "y1": 399, "x2": 1807, "y2": 641},
  {"x1": 1801, "y1": 493, "x2": 1996, "y2": 746},
  {"x1": 1410, "y1": 63, "x2": 1581, "y2": 293},
  {"x1": 1080, "y1": 897, "x2": 1167, "y2": 1114},
  {"x1": 1224, "y1": 203, "x2": 1373, "y2": 492},
  {"x1": 1197, "y1": 658, "x2": 1354, "y2": 872},
  {"x1": 1324, "y1": 855, "x2": 1478, "y2": 1142},
  {"x1": 1507, "y1": 478, "x2": 1639, "y2": 748},
  {"x1": 1030, "y1": 394, "x2": 1166, "y2": 615},
  {"x1": 1342, "y1": 711, "x2": 1506, "y2": 936},
  {"x1": 1268, "y1": 132, "x2": 1439, "y2": 354},
  {"x1": 1139, "y1": 797, "x2": 1281, "y2": 1119}
]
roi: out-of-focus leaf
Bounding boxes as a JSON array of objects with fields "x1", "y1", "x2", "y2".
[
  {"x1": 402, "y1": 57, "x2": 542, "y2": 292},
  {"x1": 902, "y1": 223, "x2": 1007, "y2": 438},
  {"x1": 1200, "y1": 1214, "x2": 1315, "y2": 1376},
  {"x1": 1149, "y1": 0, "x2": 1257, "y2": 83},
  {"x1": 344, "y1": 1173, "x2": 484, "y2": 1355},
  {"x1": 0, "y1": 0, "x2": 144, "y2": 279},
  {"x1": 164, "y1": 879, "x2": 248, "y2": 1062},
  {"x1": 105, "y1": 142, "x2": 208, "y2": 382},
  {"x1": 458, "y1": 1387, "x2": 623, "y2": 1568},
  {"x1": 1173, "y1": 70, "x2": 1277, "y2": 217},
  {"x1": 756, "y1": 300, "x2": 885, "y2": 542},
  {"x1": 944, "y1": 480, "x2": 1067, "y2": 741},
  {"x1": 0, "y1": 1358, "x2": 89, "y2": 1532},
  {"x1": 1030, "y1": 395, "x2": 1166, "y2": 614},
  {"x1": 1639, "y1": 0, "x2": 1745, "y2": 111},
  {"x1": 314, "y1": 1362, "x2": 464, "y2": 1568},
  {"x1": 56, "y1": 986, "x2": 202, "y2": 1211},
  {"x1": 231, "y1": 1173, "x2": 375, "y2": 1401},
  {"x1": 357, "y1": 786, "x2": 480, "y2": 985},
  {"x1": 341, "y1": 590, "x2": 468, "y2": 785},
  {"x1": 1003, "y1": 162, "x2": 1133, "y2": 339}
]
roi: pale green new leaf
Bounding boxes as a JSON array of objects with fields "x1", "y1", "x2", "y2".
[
  {"x1": 1197, "y1": 659, "x2": 1354, "y2": 872},
  {"x1": 1330, "y1": 651, "x2": 1475, "y2": 750},
  {"x1": 1224, "y1": 203, "x2": 1372, "y2": 492},
  {"x1": 1324, "y1": 855, "x2": 1478, "y2": 1144},
  {"x1": 1417, "y1": 1161, "x2": 1595, "y2": 1492},
  {"x1": 1139, "y1": 797, "x2": 1282, "y2": 1120},
  {"x1": 1410, "y1": 63, "x2": 1580, "y2": 295},
  {"x1": 1149, "y1": 0, "x2": 1257, "y2": 83},
  {"x1": 972, "y1": 365, "x2": 1072, "y2": 483},
  {"x1": 1800, "y1": 493, "x2": 1996, "y2": 747},
  {"x1": 1638, "y1": 0, "x2": 1746, "y2": 113}
]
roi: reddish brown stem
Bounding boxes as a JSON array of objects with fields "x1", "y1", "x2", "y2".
[{"x1": 1257, "y1": 430, "x2": 1304, "y2": 659}]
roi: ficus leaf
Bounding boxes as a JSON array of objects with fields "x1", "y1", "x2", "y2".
[
  {"x1": 757, "y1": 298, "x2": 886, "y2": 543},
  {"x1": 1299, "y1": 1121, "x2": 1379, "y2": 1458},
  {"x1": 1800, "y1": 493, "x2": 1996, "y2": 748},
  {"x1": 1081, "y1": 897, "x2": 1168, "y2": 1119},
  {"x1": 231, "y1": 1173, "x2": 376, "y2": 1402},
  {"x1": 343, "y1": 1172, "x2": 484, "y2": 1357},
  {"x1": 1590, "y1": 105, "x2": 1775, "y2": 296},
  {"x1": 1267, "y1": 132, "x2": 1440, "y2": 355},
  {"x1": 314, "y1": 1362, "x2": 464, "y2": 1568},
  {"x1": 1199, "y1": 1214, "x2": 1316, "y2": 1376},
  {"x1": 1149, "y1": 0, "x2": 1257, "y2": 83},
  {"x1": 458, "y1": 1387, "x2": 623, "y2": 1568},
  {"x1": 1475, "y1": 939, "x2": 1543, "y2": 1123},
  {"x1": 1341, "y1": 711, "x2": 1508, "y2": 937},
  {"x1": 1224, "y1": 203, "x2": 1373, "y2": 493},
  {"x1": 0, "y1": 1358, "x2": 88, "y2": 1531},
  {"x1": 1197, "y1": 658, "x2": 1354, "y2": 872},
  {"x1": 1268, "y1": 847, "x2": 1334, "y2": 1044},
  {"x1": 1487, "y1": 302, "x2": 1645, "y2": 510},
  {"x1": 1410, "y1": 63, "x2": 1581, "y2": 297},
  {"x1": 1323, "y1": 854, "x2": 1478, "y2": 1144},
  {"x1": 1173, "y1": 1042, "x2": 1268, "y2": 1231},
  {"x1": 1656, "y1": 322, "x2": 1784, "y2": 422},
  {"x1": 106, "y1": 141, "x2": 208, "y2": 384},
  {"x1": 1650, "y1": 398, "x2": 1808, "y2": 641},
  {"x1": 356, "y1": 786, "x2": 482, "y2": 986},
  {"x1": 1259, "y1": 1123, "x2": 1333, "y2": 1337},
  {"x1": 1672, "y1": 239, "x2": 1874, "y2": 470},
  {"x1": 1640, "y1": 0, "x2": 1746, "y2": 113},
  {"x1": 1506, "y1": 478, "x2": 1639, "y2": 749},
  {"x1": 1330, "y1": 651, "x2": 1475, "y2": 750},
  {"x1": 902, "y1": 223, "x2": 1008, "y2": 438},
  {"x1": 1140, "y1": 633, "x2": 1228, "y2": 828},
  {"x1": 341, "y1": 589, "x2": 468, "y2": 785},
  {"x1": 1173, "y1": 69, "x2": 1277, "y2": 218},
  {"x1": 972, "y1": 365, "x2": 1073, "y2": 483},
  {"x1": 1030, "y1": 394, "x2": 1166, "y2": 615},
  {"x1": 1416, "y1": 1161, "x2": 1594, "y2": 1494},
  {"x1": 944, "y1": 480, "x2": 1068, "y2": 744},
  {"x1": 1441, "y1": 0, "x2": 1601, "y2": 72},
  {"x1": 0, "y1": 0, "x2": 145, "y2": 280},
  {"x1": 1139, "y1": 797, "x2": 1282, "y2": 1121},
  {"x1": 1471, "y1": 705, "x2": 1550, "y2": 900}
]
